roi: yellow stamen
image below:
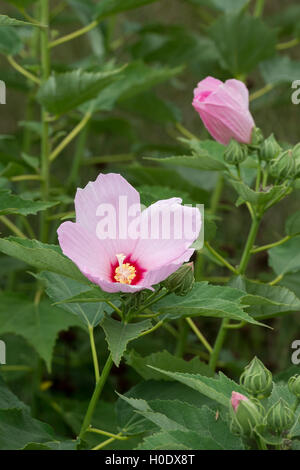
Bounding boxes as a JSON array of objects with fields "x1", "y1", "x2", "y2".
[{"x1": 114, "y1": 253, "x2": 136, "y2": 285}]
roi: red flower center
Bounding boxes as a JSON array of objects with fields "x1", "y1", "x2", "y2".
[{"x1": 111, "y1": 254, "x2": 145, "y2": 285}]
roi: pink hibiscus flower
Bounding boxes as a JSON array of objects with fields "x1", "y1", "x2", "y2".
[{"x1": 57, "y1": 173, "x2": 201, "y2": 293}]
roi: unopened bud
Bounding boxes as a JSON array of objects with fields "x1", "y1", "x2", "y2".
[
  {"x1": 251, "y1": 127, "x2": 264, "y2": 147},
  {"x1": 163, "y1": 263, "x2": 194, "y2": 296},
  {"x1": 259, "y1": 134, "x2": 281, "y2": 162},
  {"x1": 265, "y1": 399, "x2": 295, "y2": 434},
  {"x1": 230, "y1": 391, "x2": 263, "y2": 437},
  {"x1": 270, "y1": 149, "x2": 297, "y2": 180},
  {"x1": 240, "y1": 357, "x2": 273, "y2": 398},
  {"x1": 224, "y1": 139, "x2": 248, "y2": 165},
  {"x1": 288, "y1": 375, "x2": 300, "y2": 399}
]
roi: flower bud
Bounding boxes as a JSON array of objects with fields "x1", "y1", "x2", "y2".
[
  {"x1": 265, "y1": 399, "x2": 295, "y2": 434},
  {"x1": 270, "y1": 149, "x2": 297, "y2": 180},
  {"x1": 224, "y1": 139, "x2": 248, "y2": 165},
  {"x1": 288, "y1": 375, "x2": 300, "y2": 399},
  {"x1": 230, "y1": 391, "x2": 263, "y2": 437},
  {"x1": 259, "y1": 134, "x2": 282, "y2": 162},
  {"x1": 240, "y1": 357, "x2": 273, "y2": 398},
  {"x1": 292, "y1": 143, "x2": 300, "y2": 177},
  {"x1": 162, "y1": 263, "x2": 194, "y2": 296},
  {"x1": 251, "y1": 127, "x2": 264, "y2": 147}
]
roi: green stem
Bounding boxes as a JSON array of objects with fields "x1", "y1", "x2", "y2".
[
  {"x1": 250, "y1": 84, "x2": 274, "y2": 102},
  {"x1": 210, "y1": 174, "x2": 224, "y2": 215},
  {"x1": 205, "y1": 242, "x2": 238, "y2": 275},
  {"x1": 88, "y1": 428, "x2": 128, "y2": 440},
  {"x1": 209, "y1": 212, "x2": 262, "y2": 372},
  {"x1": 79, "y1": 353, "x2": 113, "y2": 439},
  {"x1": 277, "y1": 38, "x2": 300, "y2": 51},
  {"x1": 175, "y1": 319, "x2": 188, "y2": 357},
  {"x1": 49, "y1": 20, "x2": 99, "y2": 49},
  {"x1": 251, "y1": 235, "x2": 292, "y2": 254},
  {"x1": 50, "y1": 111, "x2": 92, "y2": 162},
  {"x1": 254, "y1": 0, "x2": 265, "y2": 17},
  {"x1": 88, "y1": 326, "x2": 100, "y2": 383},
  {"x1": 208, "y1": 318, "x2": 229, "y2": 372},
  {"x1": 40, "y1": 0, "x2": 51, "y2": 242},
  {"x1": 0, "y1": 216, "x2": 27, "y2": 238},
  {"x1": 67, "y1": 121, "x2": 89, "y2": 188},
  {"x1": 238, "y1": 214, "x2": 261, "y2": 275},
  {"x1": 7, "y1": 56, "x2": 41, "y2": 85},
  {"x1": 186, "y1": 317, "x2": 213, "y2": 354}
]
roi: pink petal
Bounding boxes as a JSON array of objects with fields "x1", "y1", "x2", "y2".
[
  {"x1": 57, "y1": 221, "x2": 111, "y2": 282},
  {"x1": 140, "y1": 253, "x2": 194, "y2": 287},
  {"x1": 193, "y1": 76, "x2": 222, "y2": 99},
  {"x1": 224, "y1": 79, "x2": 250, "y2": 108},
  {"x1": 75, "y1": 173, "x2": 141, "y2": 257},
  {"x1": 131, "y1": 199, "x2": 201, "y2": 270},
  {"x1": 231, "y1": 391, "x2": 249, "y2": 413}
]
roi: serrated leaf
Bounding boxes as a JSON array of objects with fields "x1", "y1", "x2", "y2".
[
  {"x1": 152, "y1": 282, "x2": 264, "y2": 326},
  {"x1": 146, "y1": 154, "x2": 226, "y2": 171},
  {"x1": 101, "y1": 316, "x2": 152, "y2": 366},
  {"x1": 285, "y1": 211, "x2": 300, "y2": 236},
  {"x1": 0, "y1": 292, "x2": 83, "y2": 371},
  {"x1": 147, "y1": 368, "x2": 247, "y2": 407},
  {"x1": 125, "y1": 350, "x2": 213, "y2": 380},
  {"x1": 230, "y1": 180, "x2": 288, "y2": 208},
  {"x1": 260, "y1": 56, "x2": 300, "y2": 85},
  {"x1": 0, "y1": 26, "x2": 23, "y2": 56},
  {"x1": 209, "y1": 12, "x2": 276, "y2": 76},
  {"x1": 37, "y1": 67, "x2": 123, "y2": 115},
  {"x1": 0, "y1": 189, "x2": 58, "y2": 216},
  {"x1": 38, "y1": 271, "x2": 114, "y2": 327},
  {"x1": 269, "y1": 237, "x2": 300, "y2": 276},
  {"x1": 0, "y1": 237, "x2": 88, "y2": 283},
  {"x1": 0, "y1": 14, "x2": 41, "y2": 27}
]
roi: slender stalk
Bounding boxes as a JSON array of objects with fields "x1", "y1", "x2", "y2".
[
  {"x1": 79, "y1": 354, "x2": 113, "y2": 439},
  {"x1": 277, "y1": 38, "x2": 300, "y2": 51},
  {"x1": 40, "y1": 0, "x2": 51, "y2": 242},
  {"x1": 254, "y1": 0, "x2": 265, "y2": 17},
  {"x1": 269, "y1": 273, "x2": 284, "y2": 286},
  {"x1": 175, "y1": 122, "x2": 199, "y2": 141},
  {"x1": 88, "y1": 326, "x2": 100, "y2": 383},
  {"x1": 205, "y1": 242, "x2": 238, "y2": 275},
  {"x1": 238, "y1": 215, "x2": 261, "y2": 275},
  {"x1": 10, "y1": 175, "x2": 42, "y2": 182},
  {"x1": 50, "y1": 112, "x2": 92, "y2": 162},
  {"x1": 49, "y1": 20, "x2": 99, "y2": 49},
  {"x1": 0, "y1": 216, "x2": 27, "y2": 238},
  {"x1": 92, "y1": 433, "x2": 127, "y2": 450},
  {"x1": 186, "y1": 317, "x2": 213, "y2": 354},
  {"x1": 7, "y1": 56, "x2": 41, "y2": 85},
  {"x1": 209, "y1": 212, "x2": 262, "y2": 372},
  {"x1": 251, "y1": 235, "x2": 292, "y2": 254},
  {"x1": 67, "y1": 122, "x2": 89, "y2": 188},
  {"x1": 175, "y1": 319, "x2": 189, "y2": 357},
  {"x1": 138, "y1": 320, "x2": 163, "y2": 338},
  {"x1": 88, "y1": 428, "x2": 128, "y2": 440},
  {"x1": 210, "y1": 174, "x2": 224, "y2": 215},
  {"x1": 250, "y1": 84, "x2": 274, "y2": 102}
]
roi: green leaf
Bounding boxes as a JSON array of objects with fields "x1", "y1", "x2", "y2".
[
  {"x1": 0, "y1": 189, "x2": 58, "y2": 216},
  {"x1": 37, "y1": 67, "x2": 123, "y2": 115},
  {"x1": 95, "y1": 0, "x2": 159, "y2": 20},
  {"x1": 0, "y1": 237, "x2": 88, "y2": 283},
  {"x1": 209, "y1": 13, "x2": 276, "y2": 76},
  {"x1": 230, "y1": 180, "x2": 288, "y2": 208},
  {"x1": 153, "y1": 282, "x2": 264, "y2": 326},
  {"x1": 0, "y1": 375, "x2": 28, "y2": 411},
  {"x1": 285, "y1": 211, "x2": 300, "y2": 236},
  {"x1": 187, "y1": 0, "x2": 249, "y2": 13},
  {"x1": 0, "y1": 408, "x2": 55, "y2": 450},
  {"x1": 3, "y1": 0, "x2": 37, "y2": 7},
  {"x1": 125, "y1": 350, "x2": 213, "y2": 380},
  {"x1": 101, "y1": 316, "x2": 153, "y2": 366},
  {"x1": 260, "y1": 56, "x2": 300, "y2": 85},
  {"x1": 0, "y1": 14, "x2": 40, "y2": 27},
  {"x1": 38, "y1": 271, "x2": 114, "y2": 327},
  {"x1": 0, "y1": 27, "x2": 23, "y2": 56},
  {"x1": 147, "y1": 368, "x2": 247, "y2": 407},
  {"x1": 133, "y1": 401, "x2": 244, "y2": 450},
  {"x1": 268, "y1": 237, "x2": 300, "y2": 276},
  {"x1": 0, "y1": 292, "x2": 83, "y2": 371},
  {"x1": 232, "y1": 276, "x2": 300, "y2": 319},
  {"x1": 86, "y1": 62, "x2": 182, "y2": 113},
  {"x1": 116, "y1": 380, "x2": 213, "y2": 435},
  {"x1": 146, "y1": 154, "x2": 226, "y2": 172}
]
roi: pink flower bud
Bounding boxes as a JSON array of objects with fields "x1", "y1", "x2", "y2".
[
  {"x1": 231, "y1": 391, "x2": 249, "y2": 413},
  {"x1": 192, "y1": 77, "x2": 255, "y2": 145}
]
